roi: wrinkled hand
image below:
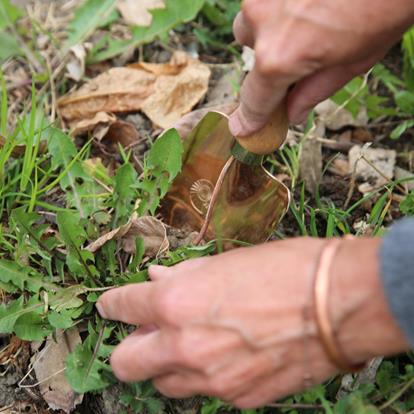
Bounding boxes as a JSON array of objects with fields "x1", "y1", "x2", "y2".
[
  {"x1": 230, "y1": 0, "x2": 414, "y2": 135},
  {"x1": 97, "y1": 237, "x2": 407, "y2": 409}
]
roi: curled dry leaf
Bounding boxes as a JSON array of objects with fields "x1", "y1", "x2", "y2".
[
  {"x1": 31, "y1": 329, "x2": 83, "y2": 413},
  {"x1": 86, "y1": 216, "x2": 169, "y2": 257},
  {"x1": 70, "y1": 112, "x2": 117, "y2": 138},
  {"x1": 58, "y1": 52, "x2": 211, "y2": 130},
  {"x1": 349, "y1": 145, "x2": 396, "y2": 193},
  {"x1": 117, "y1": 0, "x2": 165, "y2": 27},
  {"x1": 106, "y1": 119, "x2": 141, "y2": 148},
  {"x1": 70, "y1": 112, "x2": 141, "y2": 147},
  {"x1": 66, "y1": 44, "x2": 90, "y2": 82}
]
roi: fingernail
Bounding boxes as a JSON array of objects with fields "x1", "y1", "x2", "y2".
[
  {"x1": 96, "y1": 302, "x2": 108, "y2": 319},
  {"x1": 229, "y1": 114, "x2": 243, "y2": 137},
  {"x1": 148, "y1": 265, "x2": 170, "y2": 280}
]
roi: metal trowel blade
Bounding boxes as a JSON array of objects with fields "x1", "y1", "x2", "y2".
[{"x1": 159, "y1": 111, "x2": 290, "y2": 247}]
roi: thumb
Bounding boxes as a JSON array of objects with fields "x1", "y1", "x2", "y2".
[{"x1": 229, "y1": 67, "x2": 290, "y2": 137}]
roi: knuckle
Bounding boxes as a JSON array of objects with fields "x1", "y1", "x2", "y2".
[
  {"x1": 206, "y1": 379, "x2": 233, "y2": 400},
  {"x1": 170, "y1": 333, "x2": 197, "y2": 368}
]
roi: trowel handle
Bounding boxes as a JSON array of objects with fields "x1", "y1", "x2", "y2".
[{"x1": 235, "y1": 101, "x2": 289, "y2": 155}]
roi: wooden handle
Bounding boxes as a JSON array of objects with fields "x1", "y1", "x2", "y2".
[{"x1": 235, "y1": 101, "x2": 289, "y2": 155}]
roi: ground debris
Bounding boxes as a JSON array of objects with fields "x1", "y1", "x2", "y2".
[
  {"x1": 59, "y1": 51, "x2": 211, "y2": 130},
  {"x1": 349, "y1": 145, "x2": 397, "y2": 193},
  {"x1": 31, "y1": 329, "x2": 83, "y2": 413}
]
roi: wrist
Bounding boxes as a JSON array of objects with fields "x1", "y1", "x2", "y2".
[{"x1": 330, "y1": 238, "x2": 409, "y2": 364}]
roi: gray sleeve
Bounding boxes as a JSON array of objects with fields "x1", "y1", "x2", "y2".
[{"x1": 380, "y1": 218, "x2": 414, "y2": 347}]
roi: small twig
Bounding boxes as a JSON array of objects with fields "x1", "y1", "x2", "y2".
[{"x1": 194, "y1": 155, "x2": 236, "y2": 245}]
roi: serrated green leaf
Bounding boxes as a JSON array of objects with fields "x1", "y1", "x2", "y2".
[
  {"x1": 65, "y1": 0, "x2": 118, "y2": 50},
  {"x1": 0, "y1": 295, "x2": 49, "y2": 338},
  {"x1": 0, "y1": 259, "x2": 30, "y2": 290},
  {"x1": 47, "y1": 128, "x2": 90, "y2": 217},
  {"x1": 90, "y1": 0, "x2": 205, "y2": 62},
  {"x1": 139, "y1": 129, "x2": 183, "y2": 215},
  {"x1": 57, "y1": 211, "x2": 98, "y2": 281},
  {"x1": 113, "y1": 162, "x2": 138, "y2": 222},
  {"x1": 14, "y1": 312, "x2": 52, "y2": 341},
  {"x1": 65, "y1": 343, "x2": 113, "y2": 393},
  {"x1": 48, "y1": 310, "x2": 76, "y2": 330}
]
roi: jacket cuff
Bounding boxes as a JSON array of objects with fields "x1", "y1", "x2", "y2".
[{"x1": 380, "y1": 218, "x2": 414, "y2": 347}]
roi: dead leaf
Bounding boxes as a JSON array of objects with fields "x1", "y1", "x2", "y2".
[
  {"x1": 66, "y1": 44, "x2": 91, "y2": 82},
  {"x1": 349, "y1": 145, "x2": 396, "y2": 193},
  {"x1": 106, "y1": 120, "x2": 141, "y2": 148},
  {"x1": 31, "y1": 329, "x2": 83, "y2": 413},
  {"x1": 300, "y1": 122, "x2": 324, "y2": 195},
  {"x1": 395, "y1": 167, "x2": 414, "y2": 192},
  {"x1": 70, "y1": 112, "x2": 117, "y2": 138},
  {"x1": 315, "y1": 99, "x2": 368, "y2": 130},
  {"x1": 117, "y1": 0, "x2": 165, "y2": 27},
  {"x1": 328, "y1": 156, "x2": 349, "y2": 177},
  {"x1": 86, "y1": 216, "x2": 169, "y2": 257},
  {"x1": 58, "y1": 52, "x2": 211, "y2": 130}
]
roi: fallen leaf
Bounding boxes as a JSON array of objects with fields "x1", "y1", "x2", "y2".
[
  {"x1": 117, "y1": 0, "x2": 165, "y2": 27},
  {"x1": 70, "y1": 112, "x2": 117, "y2": 138},
  {"x1": 315, "y1": 99, "x2": 368, "y2": 130},
  {"x1": 328, "y1": 156, "x2": 349, "y2": 177},
  {"x1": 58, "y1": 52, "x2": 211, "y2": 130},
  {"x1": 106, "y1": 119, "x2": 141, "y2": 148},
  {"x1": 349, "y1": 145, "x2": 396, "y2": 193},
  {"x1": 58, "y1": 68, "x2": 156, "y2": 121},
  {"x1": 300, "y1": 128, "x2": 323, "y2": 195},
  {"x1": 86, "y1": 216, "x2": 169, "y2": 257},
  {"x1": 66, "y1": 44, "x2": 91, "y2": 82},
  {"x1": 31, "y1": 329, "x2": 83, "y2": 413},
  {"x1": 395, "y1": 167, "x2": 414, "y2": 191}
]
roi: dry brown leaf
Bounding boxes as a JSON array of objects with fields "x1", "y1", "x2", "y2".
[
  {"x1": 31, "y1": 329, "x2": 83, "y2": 413},
  {"x1": 58, "y1": 68, "x2": 156, "y2": 121},
  {"x1": 70, "y1": 112, "x2": 117, "y2": 137},
  {"x1": 106, "y1": 120, "x2": 141, "y2": 148},
  {"x1": 58, "y1": 52, "x2": 210, "y2": 130},
  {"x1": 117, "y1": 0, "x2": 165, "y2": 27},
  {"x1": 349, "y1": 145, "x2": 396, "y2": 193},
  {"x1": 86, "y1": 216, "x2": 169, "y2": 257},
  {"x1": 300, "y1": 138, "x2": 323, "y2": 195}
]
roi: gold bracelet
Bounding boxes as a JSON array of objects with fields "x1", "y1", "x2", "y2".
[{"x1": 313, "y1": 238, "x2": 365, "y2": 373}]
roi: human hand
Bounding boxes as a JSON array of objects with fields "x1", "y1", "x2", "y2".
[
  {"x1": 230, "y1": 0, "x2": 414, "y2": 135},
  {"x1": 97, "y1": 237, "x2": 408, "y2": 409}
]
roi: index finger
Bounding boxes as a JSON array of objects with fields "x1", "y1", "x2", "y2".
[{"x1": 97, "y1": 282, "x2": 158, "y2": 325}]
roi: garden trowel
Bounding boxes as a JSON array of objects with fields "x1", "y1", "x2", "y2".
[{"x1": 160, "y1": 103, "x2": 290, "y2": 246}]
